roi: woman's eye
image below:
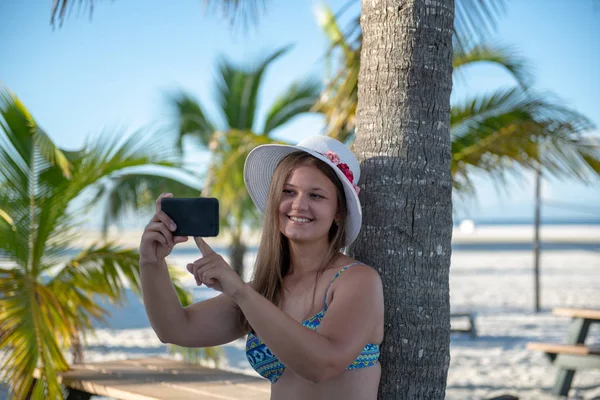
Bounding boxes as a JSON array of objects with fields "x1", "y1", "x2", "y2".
[
  {"x1": 283, "y1": 189, "x2": 294, "y2": 195},
  {"x1": 311, "y1": 194, "x2": 324, "y2": 199}
]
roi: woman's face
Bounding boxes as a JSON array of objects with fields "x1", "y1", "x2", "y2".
[{"x1": 279, "y1": 165, "x2": 339, "y2": 245}]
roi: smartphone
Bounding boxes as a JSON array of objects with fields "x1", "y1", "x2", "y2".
[{"x1": 160, "y1": 197, "x2": 219, "y2": 237}]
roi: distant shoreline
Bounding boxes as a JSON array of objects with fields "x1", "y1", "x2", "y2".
[{"x1": 61, "y1": 223, "x2": 600, "y2": 253}]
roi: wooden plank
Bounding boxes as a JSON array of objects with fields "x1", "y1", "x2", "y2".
[
  {"x1": 450, "y1": 313, "x2": 477, "y2": 337},
  {"x1": 526, "y1": 343, "x2": 600, "y2": 356},
  {"x1": 554, "y1": 353, "x2": 600, "y2": 370},
  {"x1": 36, "y1": 357, "x2": 270, "y2": 400},
  {"x1": 553, "y1": 308, "x2": 600, "y2": 321}
]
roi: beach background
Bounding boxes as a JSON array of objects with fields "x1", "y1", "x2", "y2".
[
  {"x1": 2, "y1": 1, "x2": 600, "y2": 399},
  {"x1": 3, "y1": 220, "x2": 598, "y2": 400}
]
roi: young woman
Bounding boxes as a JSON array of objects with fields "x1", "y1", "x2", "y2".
[{"x1": 139, "y1": 136, "x2": 384, "y2": 399}]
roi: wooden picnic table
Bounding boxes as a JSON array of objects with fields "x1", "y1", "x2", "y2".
[
  {"x1": 527, "y1": 307, "x2": 600, "y2": 397},
  {"x1": 35, "y1": 357, "x2": 270, "y2": 400}
]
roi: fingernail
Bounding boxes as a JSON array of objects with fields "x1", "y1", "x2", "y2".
[{"x1": 170, "y1": 224, "x2": 176, "y2": 231}]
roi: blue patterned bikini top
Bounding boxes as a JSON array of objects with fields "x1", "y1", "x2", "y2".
[{"x1": 245, "y1": 262, "x2": 380, "y2": 383}]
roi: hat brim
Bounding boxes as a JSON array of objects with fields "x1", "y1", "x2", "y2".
[{"x1": 244, "y1": 144, "x2": 362, "y2": 248}]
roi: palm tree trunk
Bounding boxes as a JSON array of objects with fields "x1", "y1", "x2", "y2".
[
  {"x1": 71, "y1": 332, "x2": 84, "y2": 364},
  {"x1": 352, "y1": 1, "x2": 454, "y2": 399},
  {"x1": 229, "y1": 235, "x2": 246, "y2": 278}
]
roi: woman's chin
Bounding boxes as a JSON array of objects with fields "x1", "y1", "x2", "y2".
[{"x1": 282, "y1": 229, "x2": 327, "y2": 244}]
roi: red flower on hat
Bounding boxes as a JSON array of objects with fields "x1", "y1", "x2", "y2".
[
  {"x1": 324, "y1": 151, "x2": 341, "y2": 164},
  {"x1": 321, "y1": 150, "x2": 360, "y2": 195},
  {"x1": 337, "y1": 163, "x2": 354, "y2": 183}
]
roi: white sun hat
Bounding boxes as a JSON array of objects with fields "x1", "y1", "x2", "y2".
[{"x1": 243, "y1": 135, "x2": 362, "y2": 248}]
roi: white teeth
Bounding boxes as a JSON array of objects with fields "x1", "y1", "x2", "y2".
[{"x1": 290, "y1": 217, "x2": 311, "y2": 223}]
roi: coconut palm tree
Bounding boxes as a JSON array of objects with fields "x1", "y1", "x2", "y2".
[
  {"x1": 165, "y1": 46, "x2": 321, "y2": 277},
  {"x1": 0, "y1": 88, "x2": 205, "y2": 400},
  {"x1": 316, "y1": 3, "x2": 599, "y2": 399},
  {"x1": 100, "y1": 48, "x2": 320, "y2": 278},
  {"x1": 315, "y1": 3, "x2": 600, "y2": 192},
  {"x1": 350, "y1": 1, "x2": 455, "y2": 397}
]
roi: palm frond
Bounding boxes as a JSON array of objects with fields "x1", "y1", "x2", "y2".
[
  {"x1": 217, "y1": 46, "x2": 290, "y2": 131},
  {"x1": 51, "y1": 244, "x2": 143, "y2": 298},
  {"x1": 207, "y1": 131, "x2": 282, "y2": 232},
  {"x1": 452, "y1": 89, "x2": 593, "y2": 139},
  {"x1": 0, "y1": 275, "x2": 70, "y2": 400},
  {"x1": 453, "y1": 0, "x2": 508, "y2": 52},
  {"x1": 170, "y1": 91, "x2": 216, "y2": 150},
  {"x1": 263, "y1": 79, "x2": 321, "y2": 135},
  {"x1": 0, "y1": 208, "x2": 15, "y2": 228},
  {"x1": 202, "y1": 0, "x2": 267, "y2": 30},
  {"x1": 451, "y1": 88, "x2": 598, "y2": 191},
  {"x1": 314, "y1": 3, "x2": 356, "y2": 60},
  {"x1": 453, "y1": 43, "x2": 533, "y2": 88},
  {"x1": 1, "y1": 90, "x2": 205, "y2": 398},
  {"x1": 50, "y1": 0, "x2": 96, "y2": 27},
  {"x1": 98, "y1": 171, "x2": 203, "y2": 236},
  {"x1": 330, "y1": 0, "x2": 507, "y2": 55},
  {"x1": 51, "y1": 0, "x2": 267, "y2": 28},
  {"x1": 0, "y1": 89, "x2": 72, "y2": 202},
  {"x1": 313, "y1": 3, "x2": 359, "y2": 142}
]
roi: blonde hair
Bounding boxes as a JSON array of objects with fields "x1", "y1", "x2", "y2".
[{"x1": 239, "y1": 151, "x2": 348, "y2": 332}]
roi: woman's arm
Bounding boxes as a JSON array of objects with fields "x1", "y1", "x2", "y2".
[
  {"x1": 140, "y1": 194, "x2": 246, "y2": 347},
  {"x1": 141, "y1": 259, "x2": 246, "y2": 347},
  {"x1": 233, "y1": 265, "x2": 384, "y2": 383}
]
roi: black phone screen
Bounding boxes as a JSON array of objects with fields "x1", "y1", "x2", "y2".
[{"x1": 160, "y1": 198, "x2": 219, "y2": 237}]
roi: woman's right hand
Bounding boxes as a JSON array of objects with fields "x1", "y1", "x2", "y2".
[{"x1": 139, "y1": 193, "x2": 189, "y2": 265}]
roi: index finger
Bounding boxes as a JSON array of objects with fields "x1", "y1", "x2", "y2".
[
  {"x1": 194, "y1": 237, "x2": 215, "y2": 257},
  {"x1": 155, "y1": 193, "x2": 173, "y2": 213}
]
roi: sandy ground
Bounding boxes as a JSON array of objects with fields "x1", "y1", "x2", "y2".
[
  {"x1": 2, "y1": 228, "x2": 599, "y2": 399},
  {"x1": 72, "y1": 248, "x2": 600, "y2": 400}
]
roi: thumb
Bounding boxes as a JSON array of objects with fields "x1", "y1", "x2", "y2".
[{"x1": 194, "y1": 236, "x2": 215, "y2": 257}]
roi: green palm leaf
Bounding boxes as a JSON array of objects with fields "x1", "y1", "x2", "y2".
[
  {"x1": 51, "y1": 0, "x2": 267, "y2": 28},
  {"x1": 167, "y1": 48, "x2": 318, "y2": 276},
  {"x1": 171, "y1": 91, "x2": 216, "y2": 150},
  {"x1": 453, "y1": 43, "x2": 533, "y2": 88},
  {"x1": 314, "y1": 3, "x2": 359, "y2": 142},
  {"x1": 263, "y1": 79, "x2": 321, "y2": 135},
  {"x1": 451, "y1": 88, "x2": 598, "y2": 191},
  {"x1": 208, "y1": 131, "x2": 280, "y2": 228},
  {"x1": 96, "y1": 170, "x2": 204, "y2": 236},
  {"x1": 217, "y1": 46, "x2": 289, "y2": 131},
  {"x1": 317, "y1": 7, "x2": 600, "y2": 197},
  {"x1": 453, "y1": 0, "x2": 508, "y2": 51},
  {"x1": 0, "y1": 89, "x2": 200, "y2": 399}
]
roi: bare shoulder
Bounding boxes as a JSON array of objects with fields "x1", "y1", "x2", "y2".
[
  {"x1": 334, "y1": 259, "x2": 383, "y2": 293},
  {"x1": 326, "y1": 260, "x2": 384, "y2": 319}
]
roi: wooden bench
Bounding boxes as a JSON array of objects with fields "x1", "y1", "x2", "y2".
[
  {"x1": 553, "y1": 307, "x2": 600, "y2": 320},
  {"x1": 527, "y1": 307, "x2": 600, "y2": 396},
  {"x1": 527, "y1": 343, "x2": 600, "y2": 363},
  {"x1": 34, "y1": 357, "x2": 270, "y2": 400},
  {"x1": 450, "y1": 312, "x2": 477, "y2": 337}
]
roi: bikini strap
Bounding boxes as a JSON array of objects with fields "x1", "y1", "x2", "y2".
[{"x1": 323, "y1": 261, "x2": 362, "y2": 310}]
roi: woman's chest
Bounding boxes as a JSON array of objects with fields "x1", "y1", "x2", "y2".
[{"x1": 278, "y1": 278, "x2": 329, "y2": 322}]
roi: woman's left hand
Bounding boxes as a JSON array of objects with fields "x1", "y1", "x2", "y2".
[{"x1": 186, "y1": 237, "x2": 246, "y2": 298}]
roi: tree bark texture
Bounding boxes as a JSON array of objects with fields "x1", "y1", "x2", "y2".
[{"x1": 352, "y1": 1, "x2": 454, "y2": 399}]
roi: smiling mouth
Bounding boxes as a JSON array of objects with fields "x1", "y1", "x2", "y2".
[{"x1": 288, "y1": 216, "x2": 314, "y2": 223}]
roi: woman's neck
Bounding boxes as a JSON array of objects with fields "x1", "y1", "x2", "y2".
[{"x1": 287, "y1": 240, "x2": 338, "y2": 276}]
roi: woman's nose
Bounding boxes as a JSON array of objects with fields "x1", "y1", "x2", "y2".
[{"x1": 292, "y1": 194, "x2": 309, "y2": 210}]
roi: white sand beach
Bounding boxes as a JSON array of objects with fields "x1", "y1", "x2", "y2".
[{"x1": 2, "y1": 225, "x2": 599, "y2": 399}]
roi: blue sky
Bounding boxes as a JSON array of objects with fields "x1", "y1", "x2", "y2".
[{"x1": 1, "y1": 0, "x2": 599, "y2": 224}]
